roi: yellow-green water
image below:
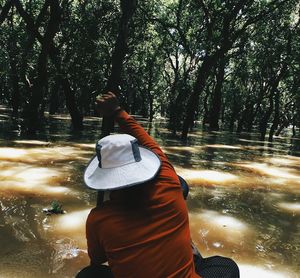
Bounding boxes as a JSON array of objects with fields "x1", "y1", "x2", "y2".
[{"x1": 0, "y1": 105, "x2": 299, "y2": 277}]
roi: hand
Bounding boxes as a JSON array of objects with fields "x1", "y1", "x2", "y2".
[{"x1": 95, "y1": 92, "x2": 121, "y2": 117}]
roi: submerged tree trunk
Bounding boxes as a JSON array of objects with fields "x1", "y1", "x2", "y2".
[
  {"x1": 292, "y1": 117, "x2": 296, "y2": 137},
  {"x1": 182, "y1": 55, "x2": 215, "y2": 139},
  {"x1": 202, "y1": 87, "x2": 210, "y2": 128},
  {"x1": 8, "y1": 8, "x2": 20, "y2": 117},
  {"x1": 49, "y1": 77, "x2": 60, "y2": 115},
  {"x1": 14, "y1": 0, "x2": 83, "y2": 130},
  {"x1": 19, "y1": 0, "x2": 50, "y2": 108},
  {"x1": 20, "y1": 0, "x2": 61, "y2": 133},
  {"x1": 268, "y1": 90, "x2": 280, "y2": 141},
  {"x1": 101, "y1": 0, "x2": 138, "y2": 137},
  {"x1": 260, "y1": 31, "x2": 290, "y2": 141},
  {"x1": 259, "y1": 90, "x2": 274, "y2": 141},
  {"x1": 181, "y1": 0, "x2": 271, "y2": 139},
  {"x1": 147, "y1": 57, "x2": 155, "y2": 123},
  {"x1": 229, "y1": 91, "x2": 239, "y2": 132},
  {"x1": 50, "y1": 56, "x2": 83, "y2": 130},
  {"x1": 209, "y1": 56, "x2": 226, "y2": 131},
  {"x1": 167, "y1": 57, "x2": 180, "y2": 134},
  {"x1": 275, "y1": 121, "x2": 287, "y2": 137},
  {"x1": 269, "y1": 30, "x2": 292, "y2": 141},
  {"x1": 61, "y1": 79, "x2": 83, "y2": 129}
]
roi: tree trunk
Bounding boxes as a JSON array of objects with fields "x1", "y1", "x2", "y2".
[
  {"x1": 61, "y1": 79, "x2": 83, "y2": 129},
  {"x1": 49, "y1": 49, "x2": 83, "y2": 129},
  {"x1": 149, "y1": 95, "x2": 154, "y2": 123},
  {"x1": 18, "y1": 0, "x2": 50, "y2": 105},
  {"x1": 8, "y1": 9, "x2": 20, "y2": 117},
  {"x1": 49, "y1": 77, "x2": 60, "y2": 115},
  {"x1": 245, "y1": 106, "x2": 255, "y2": 132},
  {"x1": 268, "y1": 90, "x2": 280, "y2": 141},
  {"x1": 260, "y1": 56, "x2": 289, "y2": 140},
  {"x1": 168, "y1": 75, "x2": 179, "y2": 134},
  {"x1": 292, "y1": 126, "x2": 296, "y2": 137},
  {"x1": 275, "y1": 124, "x2": 285, "y2": 137},
  {"x1": 269, "y1": 29, "x2": 292, "y2": 141},
  {"x1": 182, "y1": 55, "x2": 215, "y2": 139},
  {"x1": 181, "y1": 0, "x2": 256, "y2": 139},
  {"x1": 147, "y1": 57, "x2": 155, "y2": 123},
  {"x1": 101, "y1": 0, "x2": 138, "y2": 137},
  {"x1": 15, "y1": 0, "x2": 83, "y2": 130},
  {"x1": 21, "y1": 0, "x2": 61, "y2": 133},
  {"x1": 229, "y1": 90, "x2": 239, "y2": 132},
  {"x1": 259, "y1": 90, "x2": 274, "y2": 141},
  {"x1": 202, "y1": 88, "x2": 210, "y2": 128},
  {"x1": 209, "y1": 56, "x2": 226, "y2": 130}
]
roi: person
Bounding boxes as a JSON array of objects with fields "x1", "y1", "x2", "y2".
[{"x1": 77, "y1": 92, "x2": 239, "y2": 278}]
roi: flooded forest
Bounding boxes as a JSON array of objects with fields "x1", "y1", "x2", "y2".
[{"x1": 0, "y1": 0, "x2": 300, "y2": 277}]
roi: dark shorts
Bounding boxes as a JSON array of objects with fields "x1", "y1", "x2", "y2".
[
  {"x1": 76, "y1": 255, "x2": 239, "y2": 278},
  {"x1": 194, "y1": 255, "x2": 239, "y2": 278}
]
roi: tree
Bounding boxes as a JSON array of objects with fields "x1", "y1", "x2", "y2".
[{"x1": 101, "y1": 0, "x2": 138, "y2": 137}]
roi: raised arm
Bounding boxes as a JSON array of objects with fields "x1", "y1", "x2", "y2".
[{"x1": 96, "y1": 92, "x2": 167, "y2": 160}]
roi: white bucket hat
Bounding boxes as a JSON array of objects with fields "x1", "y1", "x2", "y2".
[{"x1": 84, "y1": 134, "x2": 161, "y2": 190}]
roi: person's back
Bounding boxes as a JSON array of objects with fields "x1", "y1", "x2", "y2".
[
  {"x1": 87, "y1": 159, "x2": 197, "y2": 277},
  {"x1": 85, "y1": 103, "x2": 198, "y2": 277},
  {"x1": 78, "y1": 92, "x2": 239, "y2": 278}
]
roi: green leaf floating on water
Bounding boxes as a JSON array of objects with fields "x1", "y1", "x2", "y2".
[{"x1": 43, "y1": 200, "x2": 65, "y2": 215}]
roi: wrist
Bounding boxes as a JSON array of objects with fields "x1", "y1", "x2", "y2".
[{"x1": 110, "y1": 106, "x2": 122, "y2": 118}]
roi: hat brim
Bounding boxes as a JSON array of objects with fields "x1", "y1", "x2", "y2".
[{"x1": 84, "y1": 146, "x2": 161, "y2": 191}]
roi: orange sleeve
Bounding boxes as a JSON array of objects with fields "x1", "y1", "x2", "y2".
[
  {"x1": 114, "y1": 110, "x2": 167, "y2": 161},
  {"x1": 86, "y1": 210, "x2": 107, "y2": 266}
]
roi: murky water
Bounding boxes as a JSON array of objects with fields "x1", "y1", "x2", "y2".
[{"x1": 0, "y1": 105, "x2": 299, "y2": 278}]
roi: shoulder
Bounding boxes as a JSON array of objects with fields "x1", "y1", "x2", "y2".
[{"x1": 87, "y1": 206, "x2": 107, "y2": 225}]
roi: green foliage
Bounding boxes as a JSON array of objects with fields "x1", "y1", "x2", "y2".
[
  {"x1": 42, "y1": 200, "x2": 64, "y2": 214},
  {"x1": 51, "y1": 200, "x2": 63, "y2": 214},
  {"x1": 0, "y1": 0, "x2": 299, "y2": 138}
]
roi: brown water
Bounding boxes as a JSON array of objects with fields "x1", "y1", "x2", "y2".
[{"x1": 0, "y1": 105, "x2": 299, "y2": 278}]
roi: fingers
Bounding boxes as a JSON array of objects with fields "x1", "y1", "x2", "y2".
[
  {"x1": 94, "y1": 91, "x2": 119, "y2": 118},
  {"x1": 95, "y1": 92, "x2": 116, "y2": 102}
]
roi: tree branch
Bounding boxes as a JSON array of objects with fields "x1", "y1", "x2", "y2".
[
  {"x1": 237, "y1": 0, "x2": 290, "y2": 37},
  {"x1": 197, "y1": 0, "x2": 211, "y2": 29},
  {"x1": 0, "y1": 0, "x2": 13, "y2": 25}
]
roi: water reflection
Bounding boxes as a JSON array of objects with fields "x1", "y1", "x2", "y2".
[
  {"x1": 189, "y1": 210, "x2": 252, "y2": 252},
  {"x1": 238, "y1": 264, "x2": 295, "y2": 278},
  {"x1": 51, "y1": 209, "x2": 90, "y2": 239},
  {"x1": 205, "y1": 144, "x2": 242, "y2": 150},
  {"x1": 277, "y1": 202, "x2": 300, "y2": 214},
  {"x1": 175, "y1": 167, "x2": 238, "y2": 185},
  {"x1": 0, "y1": 106, "x2": 299, "y2": 277},
  {"x1": 0, "y1": 162, "x2": 71, "y2": 195},
  {"x1": 240, "y1": 163, "x2": 300, "y2": 180}
]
